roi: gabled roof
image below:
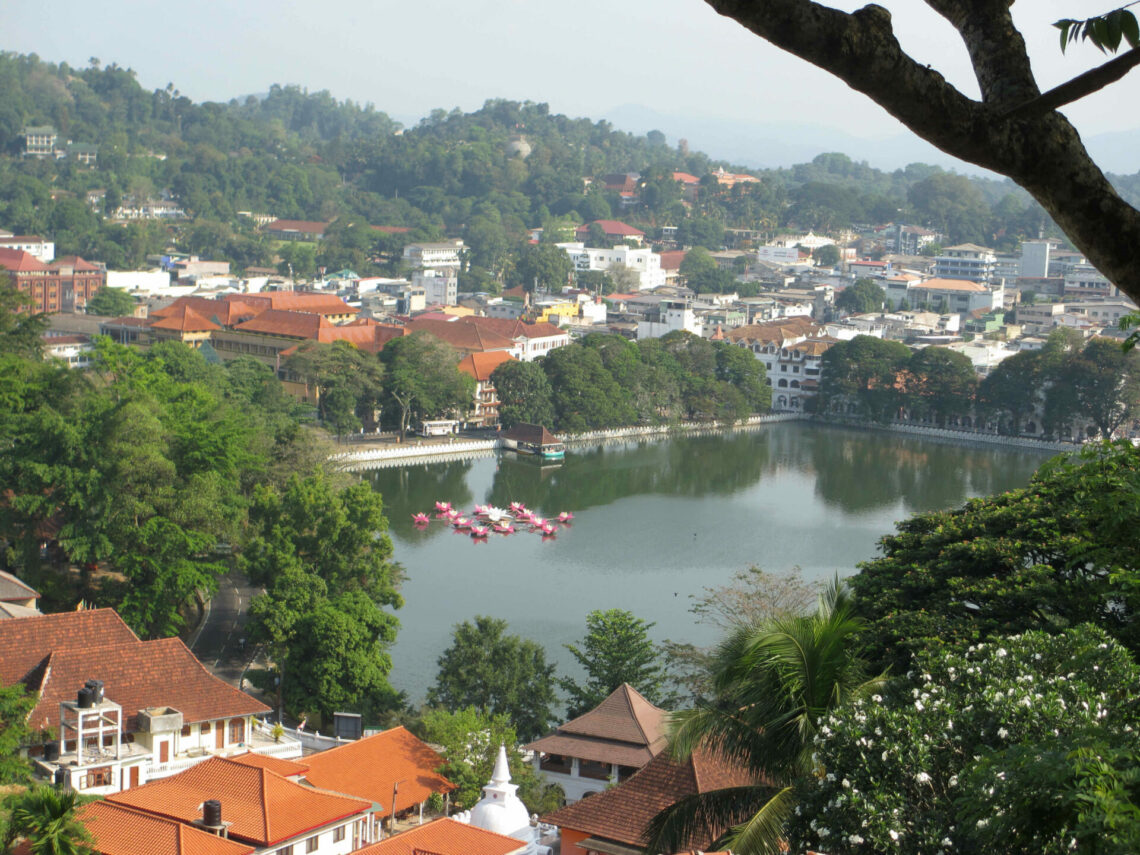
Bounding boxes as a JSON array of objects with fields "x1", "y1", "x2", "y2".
[
  {"x1": 458, "y1": 350, "x2": 517, "y2": 382},
  {"x1": 911, "y1": 277, "x2": 989, "y2": 293},
  {"x1": 0, "y1": 248, "x2": 51, "y2": 273},
  {"x1": 457, "y1": 316, "x2": 565, "y2": 341},
  {"x1": 724, "y1": 316, "x2": 819, "y2": 345},
  {"x1": 542, "y1": 748, "x2": 757, "y2": 850},
  {"x1": 25, "y1": 636, "x2": 269, "y2": 732},
  {"x1": 51, "y1": 256, "x2": 103, "y2": 272},
  {"x1": 234, "y1": 309, "x2": 333, "y2": 339},
  {"x1": 525, "y1": 684, "x2": 667, "y2": 768},
  {"x1": 301, "y1": 726, "x2": 455, "y2": 813},
  {"x1": 108, "y1": 757, "x2": 369, "y2": 846},
  {"x1": 262, "y1": 219, "x2": 329, "y2": 235},
  {"x1": 149, "y1": 307, "x2": 221, "y2": 333},
  {"x1": 353, "y1": 818, "x2": 526, "y2": 855},
  {"x1": 227, "y1": 750, "x2": 310, "y2": 778},
  {"x1": 231, "y1": 292, "x2": 355, "y2": 315},
  {"x1": 314, "y1": 321, "x2": 406, "y2": 353},
  {"x1": 576, "y1": 220, "x2": 645, "y2": 238},
  {"x1": 77, "y1": 801, "x2": 255, "y2": 855},
  {"x1": 671, "y1": 172, "x2": 701, "y2": 184},
  {"x1": 500, "y1": 423, "x2": 561, "y2": 446},
  {"x1": 0, "y1": 569, "x2": 39, "y2": 603},
  {"x1": 404, "y1": 319, "x2": 516, "y2": 353},
  {"x1": 0, "y1": 608, "x2": 137, "y2": 687},
  {"x1": 152, "y1": 297, "x2": 262, "y2": 327}
]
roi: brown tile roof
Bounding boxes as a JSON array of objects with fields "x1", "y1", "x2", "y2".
[
  {"x1": 542, "y1": 748, "x2": 758, "y2": 850},
  {"x1": 232, "y1": 292, "x2": 355, "y2": 315},
  {"x1": 78, "y1": 801, "x2": 255, "y2": 855},
  {"x1": 458, "y1": 350, "x2": 517, "y2": 382},
  {"x1": 24, "y1": 635, "x2": 269, "y2": 732},
  {"x1": 0, "y1": 248, "x2": 50, "y2": 272},
  {"x1": 51, "y1": 256, "x2": 103, "y2": 272},
  {"x1": 404, "y1": 319, "x2": 516, "y2": 353},
  {"x1": 371, "y1": 225, "x2": 412, "y2": 234},
  {"x1": 526, "y1": 684, "x2": 666, "y2": 768},
  {"x1": 227, "y1": 750, "x2": 310, "y2": 777},
  {"x1": 576, "y1": 220, "x2": 645, "y2": 238},
  {"x1": 0, "y1": 608, "x2": 137, "y2": 687},
  {"x1": 152, "y1": 297, "x2": 262, "y2": 327},
  {"x1": 262, "y1": 219, "x2": 329, "y2": 236},
  {"x1": 658, "y1": 251, "x2": 687, "y2": 271},
  {"x1": 108, "y1": 757, "x2": 369, "y2": 846},
  {"x1": 0, "y1": 569, "x2": 39, "y2": 603},
  {"x1": 724, "y1": 317, "x2": 818, "y2": 345},
  {"x1": 301, "y1": 726, "x2": 455, "y2": 813},
  {"x1": 353, "y1": 819, "x2": 526, "y2": 855},
  {"x1": 911, "y1": 277, "x2": 989, "y2": 293},
  {"x1": 500, "y1": 423, "x2": 560, "y2": 446},
  {"x1": 316, "y1": 321, "x2": 406, "y2": 353},
  {"x1": 234, "y1": 309, "x2": 333, "y2": 339}
]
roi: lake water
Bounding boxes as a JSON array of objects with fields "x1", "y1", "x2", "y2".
[{"x1": 365, "y1": 423, "x2": 1055, "y2": 704}]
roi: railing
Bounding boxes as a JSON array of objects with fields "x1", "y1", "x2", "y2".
[
  {"x1": 811, "y1": 414, "x2": 1078, "y2": 452},
  {"x1": 331, "y1": 439, "x2": 500, "y2": 470}
]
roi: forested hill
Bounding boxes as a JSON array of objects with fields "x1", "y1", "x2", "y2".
[{"x1": 1, "y1": 50, "x2": 1136, "y2": 276}]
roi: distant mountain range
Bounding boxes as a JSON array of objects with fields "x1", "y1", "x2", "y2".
[{"x1": 599, "y1": 103, "x2": 1138, "y2": 177}]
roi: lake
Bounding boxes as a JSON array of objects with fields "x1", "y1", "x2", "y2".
[{"x1": 365, "y1": 423, "x2": 1055, "y2": 704}]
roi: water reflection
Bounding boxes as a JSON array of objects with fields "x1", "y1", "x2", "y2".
[{"x1": 374, "y1": 459, "x2": 475, "y2": 542}]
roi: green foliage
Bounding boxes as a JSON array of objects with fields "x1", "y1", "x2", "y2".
[
  {"x1": 490, "y1": 359, "x2": 555, "y2": 429},
  {"x1": 834, "y1": 278, "x2": 885, "y2": 315},
  {"x1": 542, "y1": 344, "x2": 637, "y2": 431},
  {"x1": 560, "y1": 609, "x2": 672, "y2": 718},
  {"x1": 852, "y1": 440, "x2": 1140, "y2": 672},
  {"x1": 379, "y1": 333, "x2": 474, "y2": 436},
  {"x1": 421, "y1": 706, "x2": 562, "y2": 813},
  {"x1": 812, "y1": 243, "x2": 840, "y2": 267},
  {"x1": 902, "y1": 346, "x2": 977, "y2": 426},
  {"x1": 789, "y1": 627, "x2": 1140, "y2": 855},
  {"x1": 0, "y1": 684, "x2": 34, "y2": 784},
  {"x1": 84, "y1": 287, "x2": 136, "y2": 317},
  {"x1": 426, "y1": 616, "x2": 558, "y2": 741},
  {"x1": 3, "y1": 785, "x2": 92, "y2": 855},
  {"x1": 817, "y1": 335, "x2": 913, "y2": 422},
  {"x1": 1056, "y1": 7, "x2": 1140, "y2": 53},
  {"x1": 514, "y1": 242, "x2": 573, "y2": 293},
  {"x1": 0, "y1": 274, "x2": 47, "y2": 359},
  {"x1": 646, "y1": 582, "x2": 883, "y2": 855},
  {"x1": 285, "y1": 340, "x2": 385, "y2": 435}
]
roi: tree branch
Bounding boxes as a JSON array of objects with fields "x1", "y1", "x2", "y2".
[{"x1": 1002, "y1": 46, "x2": 1140, "y2": 119}]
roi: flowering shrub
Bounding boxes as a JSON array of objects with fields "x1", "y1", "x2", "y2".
[{"x1": 787, "y1": 626, "x2": 1140, "y2": 854}]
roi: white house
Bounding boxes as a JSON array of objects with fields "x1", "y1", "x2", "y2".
[
  {"x1": 636, "y1": 298, "x2": 703, "y2": 339},
  {"x1": 412, "y1": 268, "x2": 458, "y2": 305},
  {"x1": 934, "y1": 243, "x2": 997, "y2": 283},
  {"x1": 557, "y1": 242, "x2": 666, "y2": 291},
  {"x1": 0, "y1": 234, "x2": 54, "y2": 262},
  {"x1": 402, "y1": 240, "x2": 464, "y2": 270}
]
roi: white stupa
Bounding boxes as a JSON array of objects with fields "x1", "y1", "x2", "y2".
[{"x1": 453, "y1": 745, "x2": 552, "y2": 855}]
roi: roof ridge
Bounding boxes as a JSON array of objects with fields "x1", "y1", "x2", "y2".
[
  {"x1": 622, "y1": 683, "x2": 652, "y2": 745},
  {"x1": 260, "y1": 766, "x2": 271, "y2": 842}
]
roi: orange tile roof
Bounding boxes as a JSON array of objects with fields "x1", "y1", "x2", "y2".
[
  {"x1": 543, "y1": 748, "x2": 758, "y2": 850},
  {"x1": 315, "y1": 321, "x2": 406, "y2": 353},
  {"x1": 353, "y1": 819, "x2": 525, "y2": 855},
  {"x1": 0, "y1": 248, "x2": 51, "y2": 272},
  {"x1": 404, "y1": 319, "x2": 516, "y2": 353},
  {"x1": 458, "y1": 350, "x2": 517, "y2": 381},
  {"x1": 51, "y1": 256, "x2": 103, "y2": 272},
  {"x1": 235, "y1": 309, "x2": 333, "y2": 339},
  {"x1": 153, "y1": 297, "x2": 263, "y2": 327},
  {"x1": 671, "y1": 172, "x2": 700, "y2": 184},
  {"x1": 658, "y1": 250, "x2": 687, "y2": 271},
  {"x1": 149, "y1": 306, "x2": 221, "y2": 333},
  {"x1": 263, "y1": 220, "x2": 329, "y2": 235},
  {"x1": 78, "y1": 801, "x2": 255, "y2": 855},
  {"x1": 25, "y1": 636, "x2": 269, "y2": 732},
  {"x1": 576, "y1": 220, "x2": 645, "y2": 238},
  {"x1": 227, "y1": 750, "x2": 310, "y2": 777},
  {"x1": 301, "y1": 726, "x2": 455, "y2": 813},
  {"x1": 233, "y1": 292, "x2": 355, "y2": 315},
  {"x1": 911, "y1": 277, "x2": 989, "y2": 293},
  {"x1": 108, "y1": 757, "x2": 369, "y2": 846},
  {"x1": 0, "y1": 608, "x2": 138, "y2": 687}
]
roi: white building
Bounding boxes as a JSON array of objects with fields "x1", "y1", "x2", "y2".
[
  {"x1": 412, "y1": 268, "x2": 458, "y2": 306},
  {"x1": 402, "y1": 240, "x2": 464, "y2": 270},
  {"x1": 934, "y1": 243, "x2": 997, "y2": 283},
  {"x1": 637, "y1": 298, "x2": 703, "y2": 339},
  {"x1": 886, "y1": 277, "x2": 1003, "y2": 315},
  {"x1": 453, "y1": 747, "x2": 552, "y2": 855},
  {"x1": 106, "y1": 270, "x2": 174, "y2": 295},
  {"x1": 0, "y1": 235, "x2": 54, "y2": 262},
  {"x1": 557, "y1": 242, "x2": 665, "y2": 291},
  {"x1": 1020, "y1": 240, "x2": 1052, "y2": 278},
  {"x1": 1063, "y1": 264, "x2": 1115, "y2": 298}
]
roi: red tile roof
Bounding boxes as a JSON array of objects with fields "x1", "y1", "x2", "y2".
[
  {"x1": 108, "y1": 757, "x2": 369, "y2": 846},
  {"x1": 315, "y1": 321, "x2": 406, "y2": 352},
  {"x1": 671, "y1": 172, "x2": 701, "y2": 184},
  {"x1": 231, "y1": 292, "x2": 355, "y2": 315},
  {"x1": 234, "y1": 309, "x2": 333, "y2": 339},
  {"x1": 149, "y1": 306, "x2": 221, "y2": 333},
  {"x1": 404, "y1": 319, "x2": 516, "y2": 353},
  {"x1": 353, "y1": 819, "x2": 526, "y2": 855},
  {"x1": 301, "y1": 726, "x2": 455, "y2": 813},
  {"x1": 78, "y1": 801, "x2": 255, "y2": 855},
  {"x1": 263, "y1": 220, "x2": 329, "y2": 236},
  {"x1": 371, "y1": 225, "x2": 412, "y2": 234},
  {"x1": 658, "y1": 251, "x2": 687, "y2": 271},
  {"x1": 0, "y1": 608, "x2": 138, "y2": 688},
  {"x1": 458, "y1": 350, "x2": 517, "y2": 382},
  {"x1": 455, "y1": 316, "x2": 563, "y2": 341},
  {"x1": 526, "y1": 684, "x2": 666, "y2": 768},
  {"x1": 0, "y1": 248, "x2": 51, "y2": 272},
  {"x1": 227, "y1": 750, "x2": 310, "y2": 777},
  {"x1": 153, "y1": 297, "x2": 263, "y2": 327},
  {"x1": 25, "y1": 635, "x2": 269, "y2": 732},
  {"x1": 543, "y1": 748, "x2": 758, "y2": 850},
  {"x1": 51, "y1": 256, "x2": 104, "y2": 272}
]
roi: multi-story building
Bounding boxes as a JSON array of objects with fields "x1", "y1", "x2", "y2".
[
  {"x1": 0, "y1": 234, "x2": 54, "y2": 262},
  {"x1": 412, "y1": 268, "x2": 458, "y2": 305},
  {"x1": 933, "y1": 243, "x2": 997, "y2": 283},
  {"x1": 1019, "y1": 239, "x2": 1053, "y2": 278},
  {"x1": 402, "y1": 240, "x2": 464, "y2": 270},
  {"x1": 22, "y1": 126, "x2": 58, "y2": 157},
  {"x1": 1063, "y1": 264, "x2": 1115, "y2": 298},
  {"x1": 0, "y1": 249, "x2": 106, "y2": 313},
  {"x1": 885, "y1": 277, "x2": 1002, "y2": 315},
  {"x1": 636, "y1": 297, "x2": 703, "y2": 339},
  {"x1": 558, "y1": 242, "x2": 665, "y2": 291}
]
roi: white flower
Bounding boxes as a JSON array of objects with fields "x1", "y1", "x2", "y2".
[
  {"x1": 996, "y1": 647, "x2": 1008, "y2": 657},
  {"x1": 942, "y1": 837, "x2": 954, "y2": 846},
  {"x1": 889, "y1": 829, "x2": 900, "y2": 841},
  {"x1": 916, "y1": 771, "x2": 932, "y2": 784},
  {"x1": 848, "y1": 834, "x2": 865, "y2": 845},
  {"x1": 842, "y1": 778, "x2": 851, "y2": 789},
  {"x1": 977, "y1": 818, "x2": 990, "y2": 829},
  {"x1": 949, "y1": 775, "x2": 959, "y2": 787},
  {"x1": 915, "y1": 700, "x2": 925, "y2": 712},
  {"x1": 997, "y1": 727, "x2": 1009, "y2": 739}
]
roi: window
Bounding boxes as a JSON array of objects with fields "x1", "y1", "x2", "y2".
[
  {"x1": 82, "y1": 767, "x2": 112, "y2": 789},
  {"x1": 181, "y1": 724, "x2": 191, "y2": 737},
  {"x1": 277, "y1": 847, "x2": 293, "y2": 855},
  {"x1": 306, "y1": 837, "x2": 319, "y2": 853},
  {"x1": 201, "y1": 722, "x2": 210, "y2": 734},
  {"x1": 334, "y1": 826, "x2": 346, "y2": 843}
]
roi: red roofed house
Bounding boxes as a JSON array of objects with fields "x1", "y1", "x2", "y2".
[
  {"x1": 458, "y1": 350, "x2": 517, "y2": 427},
  {"x1": 671, "y1": 172, "x2": 701, "y2": 203},
  {"x1": 0, "y1": 249, "x2": 107, "y2": 313},
  {"x1": 574, "y1": 220, "x2": 645, "y2": 246},
  {"x1": 147, "y1": 305, "x2": 221, "y2": 348},
  {"x1": 353, "y1": 818, "x2": 528, "y2": 855},
  {"x1": 262, "y1": 219, "x2": 330, "y2": 241},
  {"x1": 524, "y1": 683, "x2": 667, "y2": 803},
  {"x1": 456, "y1": 316, "x2": 570, "y2": 362},
  {"x1": 0, "y1": 608, "x2": 295, "y2": 796},
  {"x1": 108, "y1": 756, "x2": 373, "y2": 853},
  {"x1": 403, "y1": 318, "x2": 521, "y2": 357},
  {"x1": 75, "y1": 800, "x2": 255, "y2": 855},
  {"x1": 542, "y1": 746, "x2": 758, "y2": 855},
  {"x1": 300, "y1": 726, "x2": 456, "y2": 837}
]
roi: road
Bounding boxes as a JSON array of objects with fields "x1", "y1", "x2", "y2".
[{"x1": 191, "y1": 569, "x2": 259, "y2": 687}]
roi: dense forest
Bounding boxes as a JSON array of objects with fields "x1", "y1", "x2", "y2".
[{"x1": 4, "y1": 51, "x2": 1137, "y2": 286}]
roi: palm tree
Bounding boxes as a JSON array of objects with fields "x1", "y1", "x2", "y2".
[
  {"x1": 5, "y1": 786, "x2": 92, "y2": 855},
  {"x1": 645, "y1": 579, "x2": 885, "y2": 855}
]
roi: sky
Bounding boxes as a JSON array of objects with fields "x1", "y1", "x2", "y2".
[{"x1": 6, "y1": 0, "x2": 1137, "y2": 170}]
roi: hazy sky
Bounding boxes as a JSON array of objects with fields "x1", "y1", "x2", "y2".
[{"x1": 7, "y1": 1, "x2": 1135, "y2": 151}]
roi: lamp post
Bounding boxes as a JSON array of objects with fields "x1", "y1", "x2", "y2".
[{"x1": 390, "y1": 778, "x2": 406, "y2": 837}]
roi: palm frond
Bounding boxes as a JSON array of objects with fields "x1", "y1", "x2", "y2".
[
  {"x1": 722, "y1": 785, "x2": 798, "y2": 855},
  {"x1": 643, "y1": 785, "x2": 774, "y2": 855}
]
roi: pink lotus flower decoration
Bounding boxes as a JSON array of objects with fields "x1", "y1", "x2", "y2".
[
  {"x1": 435, "y1": 501, "x2": 452, "y2": 512},
  {"x1": 557, "y1": 511, "x2": 574, "y2": 523},
  {"x1": 412, "y1": 513, "x2": 431, "y2": 525}
]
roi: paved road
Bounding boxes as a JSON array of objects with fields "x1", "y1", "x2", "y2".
[{"x1": 191, "y1": 569, "x2": 259, "y2": 686}]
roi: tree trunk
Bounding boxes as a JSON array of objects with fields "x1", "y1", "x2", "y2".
[{"x1": 703, "y1": 0, "x2": 1140, "y2": 304}]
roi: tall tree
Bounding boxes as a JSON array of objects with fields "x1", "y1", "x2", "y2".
[
  {"x1": 84, "y1": 287, "x2": 136, "y2": 317},
  {"x1": 903, "y1": 346, "x2": 977, "y2": 426},
  {"x1": 490, "y1": 359, "x2": 556, "y2": 429},
  {"x1": 514, "y1": 242, "x2": 573, "y2": 294},
  {"x1": 817, "y1": 335, "x2": 912, "y2": 422},
  {"x1": 696, "y1": 0, "x2": 1140, "y2": 304},
  {"x1": 835, "y1": 278, "x2": 885, "y2": 315},
  {"x1": 0, "y1": 684, "x2": 34, "y2": 785},
  {"x1": 560, "y1": 609, "x2": 672, "y2": 718},
  {"x1": 379, "y1": 333, "x2": 474, "y2": 437},
  {"x1": 426, "y1": 616, "x2": 558, "y2": 741},
  {"x1": 646, "y1": 581, "x2": 884, "y2": 855}
]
